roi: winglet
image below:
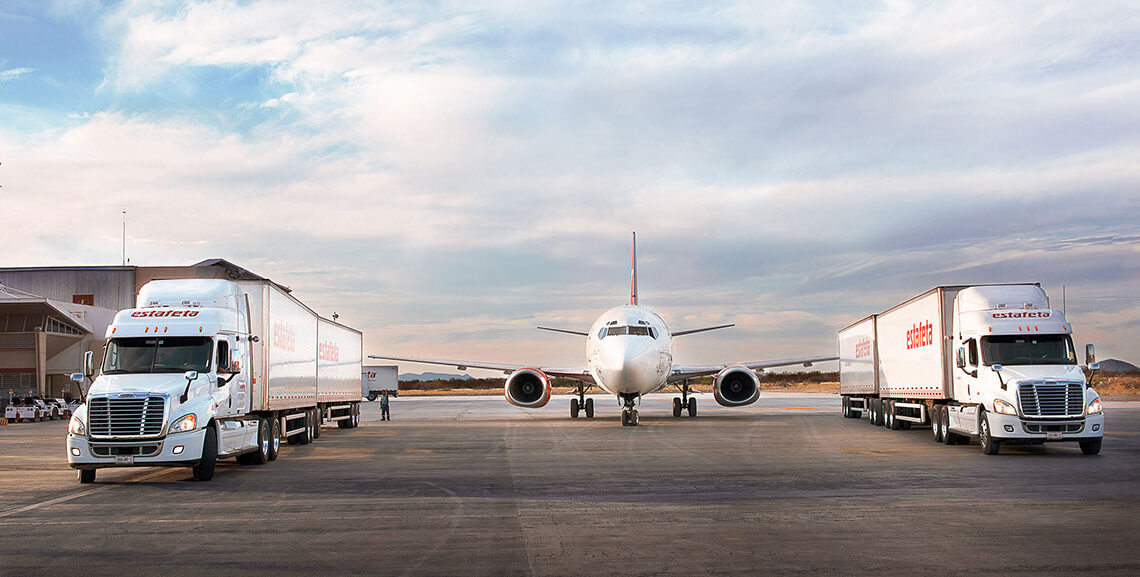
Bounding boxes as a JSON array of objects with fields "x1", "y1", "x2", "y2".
[{"x1": 630, "y1": 231, "x2": 638, "y2": 305}]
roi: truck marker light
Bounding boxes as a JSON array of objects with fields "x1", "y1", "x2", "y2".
[
  {"x1": 111, "y1": 327, "x2": 117, "y2": 334},
  {"x1": 144, "y1": 327, "x2": 149, "y2": 333}
]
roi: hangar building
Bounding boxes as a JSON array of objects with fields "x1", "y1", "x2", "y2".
[{"x1": 0, "y1": 260, "x2": 271, "y2": 407}]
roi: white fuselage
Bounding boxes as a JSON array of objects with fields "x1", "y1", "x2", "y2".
[{"x1": 586, "y1": 305, "x2": 674, "y2": 397}]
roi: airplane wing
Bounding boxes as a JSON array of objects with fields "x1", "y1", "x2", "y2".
[
  {"x1": 667, "y1": 354, "x2": 838, "y2": 382},
  {"x1": 367, "y1": 355, "x2": 594, "y2": 383}
]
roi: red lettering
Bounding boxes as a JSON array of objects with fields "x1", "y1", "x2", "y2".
[{"x1": 906, "y1": 320, "x2": 934, "y2": 350}]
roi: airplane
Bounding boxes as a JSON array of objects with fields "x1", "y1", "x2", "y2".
[{"x1": 370, "y1": 233, "x2": 837, "y2": 426}]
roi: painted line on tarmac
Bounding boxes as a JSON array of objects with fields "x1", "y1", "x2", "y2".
[{"x1": 0, "y1": 468, "x2": 171, "y2": 520}]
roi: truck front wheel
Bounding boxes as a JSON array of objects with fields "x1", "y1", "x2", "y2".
[
  {"x1": 1079, "y1": 438, "x2": 1102, "y2": 455},
  {"x1": 192, "y1": 426, "x2": 218, "y2": 481},
  {"x1": 978, "y1": 410, "x2": 1000, "y2": 455}
]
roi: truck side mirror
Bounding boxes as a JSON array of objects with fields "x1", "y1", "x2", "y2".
[
  {"x1": 955, "y1": 347, "x2": 966, "y2": 369},
  {"x1": 1085, "y1": 344, "x2": 1096, "y2": 365},
  {"x1": 70, "y1": 373, "x2": 85, "y2": 383},
  {"x1": 83, "y1": 351, "x2": 94, "y2": 378}
]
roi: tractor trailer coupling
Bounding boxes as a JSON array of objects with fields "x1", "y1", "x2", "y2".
[{"x1": 838, "y1": 284, "x2": 1105, "y2": 455}]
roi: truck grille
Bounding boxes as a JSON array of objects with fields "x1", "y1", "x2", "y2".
[
  {"x1": 1018, "y1": 382, "x2": 1083, "y2": 418},
  {"x1": 88, "y1": 396, "x2": 166, "y2": 438}
]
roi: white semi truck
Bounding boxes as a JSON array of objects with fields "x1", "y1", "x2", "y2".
[
  {"x1": 839, "y1": 284, "x2": 1104, "y2": 455},
  {"x1": 67, "y1": 278, "x2": 363, "y2": 483}
]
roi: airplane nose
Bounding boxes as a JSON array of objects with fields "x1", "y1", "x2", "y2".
[{"x1": 597, "y1": 339, "x2": 657, "y2": 393}]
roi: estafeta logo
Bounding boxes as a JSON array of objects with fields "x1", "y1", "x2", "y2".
[
  {"x1": 992, "y1": 311, "x2": 1052, "y2": 319},
  {"x1": 318, "y1": 341, "x2": 340, "y2": 362},
  {"x1": 855, "y1": 337, "x2": 872, "y2": 359},
  {"x1": 273, "y1": 322, "x2": 296, "y2": 352},
  {"x1": 906, "y1": 320, "x2": 934, "y2": 350},
  {"x1": 130, "y1": 310, "x2": 200, "y2": 318}
]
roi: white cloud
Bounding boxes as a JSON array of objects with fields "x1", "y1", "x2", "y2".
[{"x1": 0, "y1": 67, "x2": 35, "y2": 81}]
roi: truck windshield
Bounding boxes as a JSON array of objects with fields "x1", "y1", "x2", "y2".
[
  {"x1": 980, "y1": 335, "x2": 1076, "y2": 366},
  {"x1": 102, "y1": 337, "x2": 213, "y2": 374}
]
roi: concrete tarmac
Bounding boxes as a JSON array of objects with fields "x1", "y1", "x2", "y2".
[{"x1": 1, "y1": 393, "x2": 1138, "y2": 576}]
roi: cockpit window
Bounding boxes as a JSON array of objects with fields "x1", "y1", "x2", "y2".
[{"x1": 598, "y1": 325, "x2": 656, "y2": 338}]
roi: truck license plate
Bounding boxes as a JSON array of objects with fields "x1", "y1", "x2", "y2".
[
  {"x1": 1046, "y1": 431, "x2": 1063, "y2": 441},
  {"x1": 115, "y1": 455, "x2": 134, "y2": 465}
]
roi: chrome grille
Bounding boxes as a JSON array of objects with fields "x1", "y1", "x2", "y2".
[
  {"x1": 88, "y1": 396, "x2": 166, "y2": 438},
  {"x1": 1018, "y1": 382, "x2": 1083, "y2": 418}
]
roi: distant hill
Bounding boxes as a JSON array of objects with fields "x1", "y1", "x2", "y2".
[
  {"x1": 399, "y1": 372, "x2": 474, "y2": 382},
  {"x1": 1099, "y1": 359, "x2": 1140, "y2": 373}
]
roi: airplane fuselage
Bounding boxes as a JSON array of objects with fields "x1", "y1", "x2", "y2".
[{"x1": 586, "y1": 305, "x2": 673, "y2": 398}]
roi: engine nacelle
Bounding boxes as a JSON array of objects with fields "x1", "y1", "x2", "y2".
[
  {"x1": 713, "y1": 365, "x2": 761, "y2": 407},
  {"x1": 504, "y1": 368, "x2": 551, "y2": 408}
]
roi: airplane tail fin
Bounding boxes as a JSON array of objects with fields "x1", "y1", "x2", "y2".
[{"x1": 630, "y1": 231, "x2": 638, "y2": 305}]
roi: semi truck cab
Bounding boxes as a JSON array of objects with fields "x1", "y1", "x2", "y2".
[{"x1": 68, "y1": 280, "x2": 263, "y2": 480}]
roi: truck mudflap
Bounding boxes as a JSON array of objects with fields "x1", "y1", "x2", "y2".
[
  {"x1": 986, "y1": 411, "x2": 1105, "y2": 442},
  {"x1": 67, "y1": 428, "x2": 207, "y2": 469}
]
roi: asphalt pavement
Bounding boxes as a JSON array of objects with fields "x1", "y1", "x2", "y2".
[{"x1": 1, "y1": 393, "x2": 1138, "y2": 576}]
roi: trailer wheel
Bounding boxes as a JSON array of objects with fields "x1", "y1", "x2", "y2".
[
  {"x1": 1079, "y1": 438, "x2": 1102, "y2": 455},
  {"x1": 267, "y1": 416, "x2": 280, "y2": 461},
  {"x1": 78, "y1": 469, "x2": 95, "y2": 484},
  {"x1": 931, "y1": 405, "x2": 944, "y2": 443},
  {"x1": 887, "y1": 401, "x2": 901, "y2": 430},
  {"x1": 978, "y1": 410, "x2": 1000, "y2": 455},
  {"x1": 841, "y1": 396, "x2": 849, "y2": 418},
  {"x1": 192, "y1": 426, "x2": 218, "y2": 481},
  {"x1": 311, "y1": 408, "x2": 321, "y2": 440}
]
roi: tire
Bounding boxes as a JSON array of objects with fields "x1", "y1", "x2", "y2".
[
  {"x1": 887, "y1": 401, "x2": 901, "y2": 430},
  {"x1": 311, "y1": 408, "x2": 321, "y2": 440},
  {"x1": 621, "y1": 409, "x2": 632, "y2": 427},
  {"x1": 978, "y1": 410, "x2": 1000, "y2": 455},
  {"x1": 78, "y1": 469, "x2": 95, "y2": 484},
  {"x1": 570, "y1": 398, "x2": 580, "y2": 418},
  {"x1": 673, "y1": 397, "x2": 682, "y2": 417},
  {"x1": 1079, "y1": 438, "x2": 1102, "y2": 455},
  {"x1": 871, "y1": 399, "x2": 884, "y2": 426},
  {"x1": 687, "y1": 397, "x2": 697, "y2": 417},
  {"x1": 932, "y1": 405, "x2": 943, "y2": 443},
  {"x1": 841, "y1": 396, "x2": 849, "y2": 418},
  {"x1": 631, "y1": 410, "x2": 639, "y2": 426},
  {"x1": 585, "y1": 398, "x2": 594, "y2": 418},
  {"x1": 367, "y1": 393, "x2": 377, "y2": 402},
  {"x1": 291, "y1": 411, "x2": 311, "y2": 445},
  {"x1": 250, "y1": 418, "x2": 269, "y2": 465},
  {"x1": 267, "y1": 416, "x2": 280, "y2": 461},
  {"x1": 850, "y1": 398, "x2": 862, "y2": 419},
  {"x1": 192, "y1": 426, "x2": 218, "y2": 481}
]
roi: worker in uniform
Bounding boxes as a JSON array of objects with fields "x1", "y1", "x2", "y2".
[{"x1": 379, "y1": 390, "x2": 391, "y2": 421}]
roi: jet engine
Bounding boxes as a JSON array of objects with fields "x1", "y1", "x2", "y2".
[
  {"x1": 504, "y1": 368, "x2": 551, "y2": 408},
  {"x1": 713, "y1": 365, "x2": 761, "y2": 407}
]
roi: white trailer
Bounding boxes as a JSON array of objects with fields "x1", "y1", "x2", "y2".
[
  {"x1": 67, "y1": 278, "x2": 362, "y2": 483},
  {"x1": 362, "y1": 365, "x2": 398, "y2": 401},
  {"x1": 839, "y1": 284, "x2": 1104, "y2": 455}
]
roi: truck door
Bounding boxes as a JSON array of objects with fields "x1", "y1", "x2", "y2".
[
  {"x1": 215, "y1": 337, "x2": 249, "y2": 416},
  {"x1": 953, "y1": 338, "x2": 980, "y2": 400}
]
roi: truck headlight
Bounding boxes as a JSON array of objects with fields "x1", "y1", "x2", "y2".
[
  {"x1": 168, "y1": 414, "x2": 197, "y2": 434},
  {"x1": 1087, "y1": 397, "x2": 1103, "y2": 415},
  {"x1": 68, "y1": 415, "x2": 86, "y2": 436},
  {"x1": 994, "y1": 398, "x2": 1018, "y2": 415}
]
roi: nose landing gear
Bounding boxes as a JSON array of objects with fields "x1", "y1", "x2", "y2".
[{"x1": 620, "y1": 393, "x2": 640, "y2": 426}]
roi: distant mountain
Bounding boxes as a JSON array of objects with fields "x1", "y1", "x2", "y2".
[
  {"x1": 399, "y1": 372, "x2": 474, "y2": 382},
  {"x1": 1099, "y1": 359, "x2": 1140, "y2": 373}
]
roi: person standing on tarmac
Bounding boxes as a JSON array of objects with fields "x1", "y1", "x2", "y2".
[{"x1": 379, "y1": 391, "x2": 391, "y2": 421}]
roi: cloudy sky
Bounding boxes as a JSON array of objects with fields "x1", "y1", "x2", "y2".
[{"x1": 2, "y1": 1, "x2": 1138, "y2": 372}]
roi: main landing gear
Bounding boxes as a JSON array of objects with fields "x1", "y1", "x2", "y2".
[
  {"x1": 620, "y1": 393, "x2": 640, "y2": 427},
  {"x1": 570, "y1": 384, "x2": 595, "y2": 419},
  {"x1": 672, "y1": 382, "x2": 697, "y2": 418}
]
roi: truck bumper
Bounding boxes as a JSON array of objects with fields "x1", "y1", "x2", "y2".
[
  {"x1": 989, "y1": 412, "x2": 1104, "y2": 442},
  {"x1": 67, "y1": 429, "x2": 206, "y2": 469}
]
